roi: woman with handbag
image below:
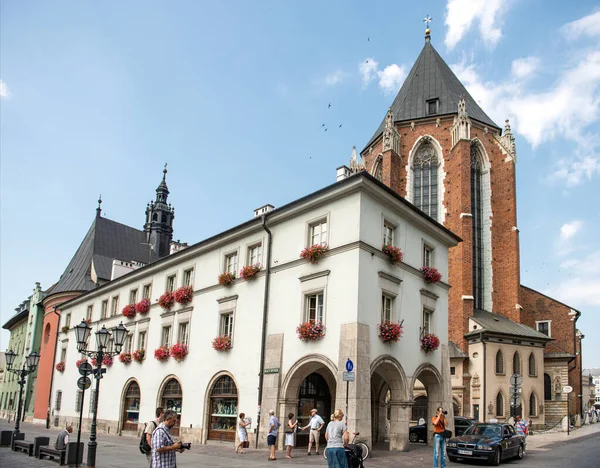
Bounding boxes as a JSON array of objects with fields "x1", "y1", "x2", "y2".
[
  {"x1": 285, "y1": 412, "x2": 299, "y2": 458},
  {"x1": 236, "y1": 412, "x2": 250, "y2": 454}
]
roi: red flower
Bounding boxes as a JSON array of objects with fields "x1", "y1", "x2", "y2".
[
  {"x1": 75, "y1": 358, "x2": 87, "y2": 368},
  {"x1": 421, "y1": 333, "x2": 441, "y2": 353},
  {"x1": 122, "y1": 304, "x2": 136, "y2": 319},
  {"x1": 135, "y1": 298, "x2": 151, "y2": 314},
  {"x1": 133, "y1": 349, "x2": 145, "y2": 363},
  {"x1": 170, "y1": 343, "x2": 189, "y2": 361},
  {"x1": 218, "y1": 272, "x2": 236, "y2": 287},
  {"x1": 382, "y1": 244, "x2": 403, "y2": 264},
  {"x1": 174, "y1": 286, "x2": 194, "y2": 305},
  {"x1": 55, "y1": 361, "x2": 66, "y2": 373},
  {"x1": 421, "y1": 266, "x2": 442, "y2": 284},
  {"x1": 296, "y1": 321, "x2": 325, "y2": 342},
  {"x1": 91, "y1": 354, "x2": 113, "y2": 367},
  {"x1": 212, "y1": 335, "x2": 232, "y2": 352},
  {"x1": 300, "y1": 244, "x2": 328, "y2": 264},
  {"x1": 119, "y1": 352, "x2": 132, "y2": 364},
  {"x1": 154, "y1": 346, "x2": 170, "y2": 362},
  {"x1": 240, "y1": 264, "x2": 261, "y2": 281},
  {"x1": 158, "y1": 291, "x2": 175, "y2": 310},
  {"x1": 377, "y1": 321, "x2": 404, "y2": 344}
]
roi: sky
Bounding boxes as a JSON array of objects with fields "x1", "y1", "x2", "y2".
[{"x1": 1, "y1": 1, "x2": 599, "y2": 368}]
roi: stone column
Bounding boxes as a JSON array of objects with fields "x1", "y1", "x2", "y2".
[
  {"x1": 388, "y1": 400, "x2": 411, "y2": 451},
  {"x1": 260, "y1": 333, "x2": 284, "y2": 449}
]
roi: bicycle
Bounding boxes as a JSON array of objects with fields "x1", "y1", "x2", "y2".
[{"x1": 323, "y1": 432, "x2": 370, "y2": 461}]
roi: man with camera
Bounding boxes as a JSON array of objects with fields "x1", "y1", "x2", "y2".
[
  {"x1": 151, "y1": 409, "x2": 188, "y2": 468},
  {"x1": 432, "y1": 407, "x2": 448, "y2": 468}
]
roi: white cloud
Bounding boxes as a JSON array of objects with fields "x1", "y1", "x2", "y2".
[
  {"x1": 562, "y1": 10, "x2": 600, "y2": 40},
  {"x1": 560, "y1": 220, "x2": 583, "y2": 240},
  {"x1": 359, "y1": 58, "x2": 379, "y2": 86},
  {"x1": 0, "y1": 80, "x2": 10, "y2": 99},
  {"x1": 511, "y1": 57, "x2": 541, "y2": 80},
  {"x1": 377, "y1": 64, "x2": 406, "y2": 95},
  {"x1": 552, "y1": 250, "x2": 600, "y2": 307},
  {"x1": 324, "y1": 70, "x2": 347, "y2": 86},
  {"x1": 444, "y1": 0, "x2": 506, "y2": 49},
  {"x1": 549, "y1": 151, "x2": 600, "y2": 187}
]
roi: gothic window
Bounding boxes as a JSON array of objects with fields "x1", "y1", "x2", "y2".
[
  {"x1": 371, "y1": 156, "x2": 383, "y2": 181},
  {"x1": 529, "y1": 393, "x2": 537, "y2": 417},
  {"x1": 412, "y1": 141, "x2": 439, "y2": 220},
  {"x1": 496, "y1": 392, "x2": 504, "y2": 417},
  {"x1": 544, "y1": 374, "x2": 552, "y2": 401},
  {"x1": 528, "y1": 352, "x2": 536, "y2": 376},
  {"x1": 152, "y1": 213, "x2": 158, "y2": 222},
  {"x1": 471, "y1": 144, "x2": 484, "y2": 310},
  {"x1": 495, "y1": 350, "x2": 504, "y2": 374},
  {"x1": 513, "y1": 352, "x2": 521, "y2": 375}
]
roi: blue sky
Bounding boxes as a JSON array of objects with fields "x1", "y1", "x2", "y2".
[{"x1": 1, "y1": 1, "x2": 599, "y2": 368}]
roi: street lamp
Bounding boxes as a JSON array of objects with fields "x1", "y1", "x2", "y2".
[
  {"x1": 74, "y1": 320, "x2": 128, "y2": 468},
  {"x1": 3, "y1": 349, "x2": 41, "y2": 435}
]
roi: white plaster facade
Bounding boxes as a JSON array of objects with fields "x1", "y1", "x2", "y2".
[{"x1": 52, "y1": 173, "x2": 459, "y2": 451}]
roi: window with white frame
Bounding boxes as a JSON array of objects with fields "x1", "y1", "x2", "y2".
[
  {"x1": 381, "y1": 294, "x2": 393, "y2": 323},
  {"x1": 65, "y1": 313, "x2": 71, "y2": 327},
  {"x1": 124, "y1": 334, "x2": 133, "y2": 353},
  {"x1": 309, "y1": 219, "x2": 328, "y2": 246},
  {"x1": 422, "y1": 307, "x2": 433, "y2": 334},
  {"x1": 305, "y1": 292, "x2": 324, "y2": 323},
  {"x1": 225, "y1": 252, "x2": 238, "y2": 274},
  {"x1": 383, "y1": 221, "x2": 395, "y2": 246},
  {"x1": 423, "y1": 244, "x2": 433, "y2": 267},
  {"x1": 536, "y1": 321, "x2": 550, "y2": 337},
  {"x1": 248, "y1": 243, "x2": 263, "y2": 266},
  {"x1": 101, "y1": 300, "x2": 108, "y2": 319},
  {"x1": 178, "y1": 322, "x2": 189, "y2": 345},
  {"x1": 129, "y1": 289, "x2": 138, "y2": 304},
  {"x1": 60, "y1": 348, "x2": 66, "y2": 362},
  {"x1": 138, "y1": 331, "x2": 146, "y2": 350},
  {"x1": 220, "y1": 312, "x2": 234, "y2": 337},
  {"x1": 183, "y1": 269, "x2": 194, "y2": 287},
  {"x1": 110, "y1": 296, "x2": 119, "y2": 317},
  {"x1": 142, "y1": 283, "x2": 152, "y2": 299},
  {"x1": 86, "y1": 305, "x2": 93, "y2": 321},
  {"x1": 161, "y1": 326, "x2": 171, "y2": 348},
  {"x1": 166, "y1": 275, "x2": 176, "y2": 292}
]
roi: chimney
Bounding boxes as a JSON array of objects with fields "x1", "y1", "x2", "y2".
[
  {"x1": 336, "y1": 165, "x2": 352, "y2": 182},
  {"x1": 254, "y1": 204, "x2": 274, "y2": 218},
  {"x1": 170, "y1": 240, "x2": 189, "y2": 255}
]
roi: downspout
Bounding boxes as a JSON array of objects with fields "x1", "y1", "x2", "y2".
[
  {"x1": 255, "y1": 214, "x2": 273, "y2": 449},
  {"x1": 46, "y1": 305, "x2": 61, "y2": 429},
  {"x1": 481, "y1": 332, "x2": 486, "y2": 422}
]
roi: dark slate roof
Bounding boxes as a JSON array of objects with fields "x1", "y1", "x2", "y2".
[
  {"x1": 3, "y1": 308, "x2": 29, "y2": 330},
  {"x1": 48, "y1": 216, "x2": 150, "y2": 297},
  {"x1": 449, "y1": 341, "x2": 468, "y2": 359},
  {"x1": 465, "y1": 309, "x2": 552, "y2": 341},
  {"x1": 364, "y1": 39, "x2": 500, "y2": 150}
]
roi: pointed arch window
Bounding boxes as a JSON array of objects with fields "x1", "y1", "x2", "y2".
[
  {"x1": 471, "y1": 144, "x2": 484, "y2": 310},
  {"x1": 495, "y1": 350, "x2": 504, "y2": 375},
  {"x1": 513, "y1": 352, "x2": 521, "y2": 376},
  {"x1": 528, "y1": 353, "x2": 536, "y2": 376},
  {"x1": 529, "y1": 392, "x2": 537, "y2": 417},
  {"x1": 412, "y1": 141, "x2": 439, "y2": 220},
  {"x1": 544, "y1": 374, "x2": 552, "y2": 401},
  {"x1": 496, "y1": 392, "x2": 504, "y2": 417}
]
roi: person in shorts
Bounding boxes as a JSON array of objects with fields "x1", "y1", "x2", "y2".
[
  {"x1": 267, "y1": 409, "x2": 280, "y2": 461},
  {"x1": 300, "y1": 408, "x2": 325, "y2": 455}
]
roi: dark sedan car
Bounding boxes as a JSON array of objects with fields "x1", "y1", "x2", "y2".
[
  {"x1": 409, "y1": 416, "x2": 474, "y2": 443},
  {"x1": 446, "y1": 423, "x2": 525, "y2": 465}
]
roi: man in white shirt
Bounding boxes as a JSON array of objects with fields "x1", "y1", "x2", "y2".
[{"x1": 301, "y1": 408, "x2": 324, "y2": 456}]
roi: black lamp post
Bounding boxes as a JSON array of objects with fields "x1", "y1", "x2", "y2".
[
  {"x1": 4, "y1": 349, "x2": 41, "y2": 435},
  {"x1": 73, "y1": 320, "x2": 128, "y2": 468}
]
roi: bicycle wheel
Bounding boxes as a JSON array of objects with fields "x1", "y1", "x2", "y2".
[{"x1": 356, "y1": 442, "x2": 370, "y2": 460}]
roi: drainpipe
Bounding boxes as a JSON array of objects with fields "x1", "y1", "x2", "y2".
[
  {"x1": 255, "y1": 214, "x2": 273, "y2": 449},
  {"x1": 46, "y1": 305, "x2": 61, "y2": 429},
  {"x1": 481, "y1": 332, "x2": 486, "y2": 423}
]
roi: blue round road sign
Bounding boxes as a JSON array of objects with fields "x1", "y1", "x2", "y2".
[{"x1": 346, "y1": 359, "x2": 354, "y2": 372}]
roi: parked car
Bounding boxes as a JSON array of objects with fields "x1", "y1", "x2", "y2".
[
  {"x1": 409, "y1": 416, "x2": 474, "y2": 443},
  {"x1": 446, "y1": 422, "x2": 525, "y2": 465}
]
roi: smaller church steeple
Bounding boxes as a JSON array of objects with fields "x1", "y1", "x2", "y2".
[
  {"x1": 144, "y1": 164, "x2": 175, "y2": 259},
  {"x1": 424, "y1": 14, "x2": 432, "y2": 43}
]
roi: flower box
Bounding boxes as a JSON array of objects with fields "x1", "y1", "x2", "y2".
[
  {"x1": 135, "y1": 298, "x2": 151, "y2": 314},
  {"x1": 154, "y1": 346, "x2": 170, "y2": 362},
  {"x1": 378, "y1": 321, "x2": 404, "y2": 345},
  {"x1": 61, "y1": 325, "x2": 70, "y2": 333},
  {"x1": 218, "y1": 272, "x2": 236, "y2": 287},
  {"x1": 421, "y1": 266, "x2": 442, "y2": 284},
  {"x1": 296, "y1": 321, "x2": 325, "y2": 342},
  {"x1": 92, "y1": 354, "x2": 114, "y2": 367},
  {"x1": 133, "y1": 349, "x2": 145, "y2": 363},
  {"x1": 382, "y1": 244, "x2": 403, "y2": 264},
  {"x1": 119, "y1": 352, "x2": 132, "y2": 364},
  {"x1": 55, "y1": 361, "x2": 66, "y2": 373},
  {"x1": 300, "y1": 244, "x2": 328, "y2": 264},
  {"x1": 170, "y1": 343, "x2": 189, "y2": 361},
  {"x1": 421, "y1": 333, "x2": 440, "y2": 353},
  {"x1": 174, "y1": 286, "x2": 193, "y2": 305},
  {"x1": 75, "y1": 358, "x2": 87, "y2": 368},
  {"x1": 122, "y1": 304, "x2": 136, "y2": 319},
  {"x1": 158, "y1": 291, "x2": 175, "y2": 310},
  {"x1": 240, "y1": 264, "x2": 261, "y2": 281},
  {"x1": 212, "y1": 335, "x2": 232, "y2": 352}
]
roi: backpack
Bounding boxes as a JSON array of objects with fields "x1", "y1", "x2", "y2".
[{"x1": 139, "y1": 421, "x2": 156, "y2": 455}]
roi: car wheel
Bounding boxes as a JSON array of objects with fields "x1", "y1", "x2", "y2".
[
  {"x1": 449, "y1": 456, "x2": 458, "y2": 463},
  {"x1": 516, "y1": 444, "x2": 524, "y2": 460},
  {"x1": 409, "y1": 432, "x2": 419, "y2": 443},
  {"x1": 491, "y1": 448, "x2": 502, "y2": 466}
]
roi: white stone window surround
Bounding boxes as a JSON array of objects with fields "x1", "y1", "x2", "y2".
[
  {"x1": 305, "y1": 212, "x2": 331, "y2": 248},
  {"x1": 218, "y1": 295, "x2": 238, "y2": 345},
  {"x1": 182, "y1": 266, "x2": 195, "y2": 287},
  {"x1": 245, "y1": 237, "x2": 265, "y2": 266},
  {"x1": 299, "y1": 269, "x2": 329, "y2": 324},
  {"x1": 129, "y1": 288, "x2": 138, "y2": 304},
  {"x1": 406, "y1": 135, "x2": 446, "y2": 224},
  {"x1": 142, "y1": 282, "x2": 152, "y2": 300},
  {"x1": 422, "y1": 240, "x2": 435, "y2": 268},
  {"x1": 381, "y1": 214, "x2": 399, "y2": 247},
  {"x1": 165, "y1": 273, "x2": 177, "y2": 292},
  {"x1": 535, "y1": 320, "x2": 551, "y2": 337},
  {"x1": 223, "y1": 249, "x2": 240, "y2": 275},
  {"x1": 381, "y1": 292, "x2": 396, "y2": 323}
]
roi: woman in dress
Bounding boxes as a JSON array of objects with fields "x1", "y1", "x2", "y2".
[
  {"x1": 325, "y1": 409, "x2": 349, "y2": 468},
  {"x1": 236, "y1": 412, "x2": 250, "y2": 454},
  {"x1": 285, "y1": 412, "x2": 299, "y2": 459}
]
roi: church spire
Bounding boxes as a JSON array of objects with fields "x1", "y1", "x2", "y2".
[
  {"x1": 144, "y1": 164, "x2": 175, "y2": 259},
  {"x1": 424, "y1": 14, "x2": 432, "y2": 43},
  {"x1": 96, "y1": 195, "x2": 102, "y2": 218}
]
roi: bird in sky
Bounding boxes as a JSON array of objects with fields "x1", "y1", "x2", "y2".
[
  {"x1": 328, "y1": 103, "x2": 331, "y2": 108},
  {"x1": 368, "y1": 37, "x2": 370, "y2": 41},
  {"x1": 339, "y1": 124, "x2": 342, "y2": 128},
  {"x1": 322, "y1": 123, "x2": 325, "y2": 127},
  {"x1": 325, "y1": 128, "x2": 328, "y2": 132}
]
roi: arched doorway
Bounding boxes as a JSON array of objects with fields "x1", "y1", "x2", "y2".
[
  {"x1": 122, "y1": 381, "x2": 141, "y2": 432},
  {"x1": 160, "y1": 378, "x2": 182, "y2": 437},
  {"x1": 208, "y1": 375, "x2": 238, "y2": 442},
  {"x1": 412, "y1": 394, "x2": 428, "y2": 422},
  {"x1": 296, "y1": 373, "x2": 332, "y2": 447},
  {"x1": 411, "y1": 364, "x2": 443, "y2": 446}
]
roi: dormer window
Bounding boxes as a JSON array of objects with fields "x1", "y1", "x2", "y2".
[{"x1": 427, "y1": 99, "x2": 439, "y2": 116}]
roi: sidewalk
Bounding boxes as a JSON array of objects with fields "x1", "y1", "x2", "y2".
[{"x1": 526, "y1": 422, "x2": 600, "y2": 451}]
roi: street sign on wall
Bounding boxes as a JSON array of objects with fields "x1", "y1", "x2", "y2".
[
  {"x1": 562, "y1": 385, "x2": 573, "y2": 394},
  {"x1": 510, "y1": 374, "x2": 523, "y2": 386}
]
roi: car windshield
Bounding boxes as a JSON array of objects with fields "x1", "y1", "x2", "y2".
[{"x1": 464, "y1": 424, "x2": 501, "y2": 438}]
